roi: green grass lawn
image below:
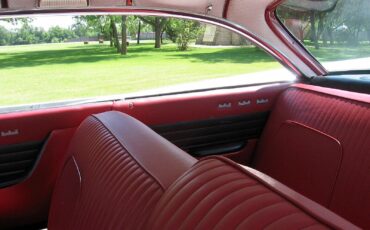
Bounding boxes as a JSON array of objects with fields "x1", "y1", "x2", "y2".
[
  {"x1": 307, "y1": 44, "x2": 370, "y2": 62},
  {"x1": 0, "y1": 42, "x2": 280, "y2": 106}
]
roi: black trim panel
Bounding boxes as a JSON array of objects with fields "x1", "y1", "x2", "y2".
[
  {"x1": 0, "y1": 141, "x2": 44, "y2": 188},
  {"x1": 152, "y1": 112, "x2": 269, "y2": 157},
  {"x1": 308, "y1": 75, "x2": 370, "y2": 94}
]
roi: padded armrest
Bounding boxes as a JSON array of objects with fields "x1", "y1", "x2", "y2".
[{"x1": 239, "y1": 162, "x2": 359, "y2": 229}]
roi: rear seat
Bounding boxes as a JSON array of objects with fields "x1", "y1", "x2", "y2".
[
  {"x1": 253, "y1": 84, "x2": 370, "y2": 228},
  {"x1": 49, "y1": 111, "x2": 359, "y2": 229}
]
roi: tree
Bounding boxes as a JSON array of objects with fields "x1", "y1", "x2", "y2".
[
  {"x1": 139, "y1": 16, "x2": 167, "y2": 48},
  {"x1": 0, "y1": 26, "x2": 10, "y2": 45},
  {"x1": 121, "y1": 16, "x2": 127, "y2": 55},
  {"x1": 71, "y1": 21, "x2": 90, "y2": 38},
  {"x1": 48, "y1": 26, "x2": 75, "y2": 43},
  {"x1": 126, "y1": 16, "x2": 139, "y2": 40},
  {"x1": 74, "y1": 15, "x2": 129, "y2": 54},
  {"x1": 164, "y1": 19, "x2": 177, "y2": 43},
  {"x1": 74, "y1": 16, "x2": 111, "y2": 39},
  {"x1": 110, "y1": 16, "x2": 122, "y2": 53},
  {"x1": 0, "y1": 21, "x2": 77, "y2": 46},
  {"x1": 309, "y1": 11, "x2": 319, "y2": 49},
  {"x1": 1, "y1": 18, "x2": 33, "y2": 26},
  {"x1": 168, "y1": 19, "x2": 203, "y2": 51},
  {"x1": 137, "y1": 19, "x2": 141, "y2": 44}
]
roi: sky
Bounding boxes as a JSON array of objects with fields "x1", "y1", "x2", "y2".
[{"x1": 0, "y1": 15, "x2": 76, "y2": 30}]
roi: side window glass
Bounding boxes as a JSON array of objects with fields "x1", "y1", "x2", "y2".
[{"x1": 0, "y1": 15, "x2": 291, "y2": 108}]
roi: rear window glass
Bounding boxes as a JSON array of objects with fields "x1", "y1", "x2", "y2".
[
  {"x1": 277, "y1": 0, "x2": 370, "y2": 72},
  {"x1": 0, "y1": 15, "x2": 291, "y2": 108}
]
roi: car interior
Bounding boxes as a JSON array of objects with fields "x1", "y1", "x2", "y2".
[{"x1": 0, "y1": 0, "x2": 369, "y2": 229}]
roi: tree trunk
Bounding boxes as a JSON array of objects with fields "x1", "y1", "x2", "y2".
[
  {"x1": 310, "y1": 11, "x2": 319, "y2": 49},
  {"x1": 111, "y1": 18, "x2": 121, "y2": 53},
  {"x1": 121, "y1": 16, "x2": 127, "y2": 55},
  {"x1": 137, "y1": 20, "x2": 141, "y2": 44},
  {"x1": 161, "y1": 30, "x2": 165, "y2": 44},
  {"x1": 317, "y1": 14, "x2": 324, "y2": 43},
  {"x1": 310, "y1": 11, "x2": 316, "y2": 42},
  {"x1": 109, "y1": 31, "x2": 113, "y2": 47},
  {"x1": 154, "y1": 18, "x2": 161, "y2": 48},
  {"x1": 139, "y1": 17, "x2": 167, "y2": 48},
  {"x1": 323, "y1": 29, "x2": 328, "y2": 46},
  {"x1": 328, "y1": 29, "x2": 334, "y2": 45}
]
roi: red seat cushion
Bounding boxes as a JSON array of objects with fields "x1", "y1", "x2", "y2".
[
  {"x1": 146, "y1": 156, "x2": 358, "y2": 230},
  {"x1": 253, "y1": 84, "x2": 370, "y2": 228},
  {"x1": 48, "y1": 111, "x2": 196, "y2": 229}
]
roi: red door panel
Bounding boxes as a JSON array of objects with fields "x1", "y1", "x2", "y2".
[
  {"x1": 0, "y1": 103, "x2": 112, "y2": 229},
  {"x1": 0, "y1": 129, "x2": 75, "y2": 229},
  {"x1": 116, "y1": 83, "x2": 289, "y2": 163}
]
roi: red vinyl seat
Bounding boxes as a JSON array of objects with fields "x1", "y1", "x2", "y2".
[
  {"x1": 147, "y1": 156, "x2": 357, "y2": 230},
  {"x1": 48, "y1": 111, "x2": 197, "y2": 229},
  {"x1": 253, "y1": 84, "x2": 370, "y2": 228},
  {"x1": 48, "y1": 111, "x2": 359, "y2": 229}
]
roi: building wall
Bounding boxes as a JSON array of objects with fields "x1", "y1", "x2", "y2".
[{"x1": 197, "y1": 24, "x2": 248, "y2": 46}]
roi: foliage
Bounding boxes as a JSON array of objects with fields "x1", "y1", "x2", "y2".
[
  {"x1": 126, "y1": 16, "x2": 152, "y2": 38},
  {"x1": 0, "y1": 20, "x2": 76, "y2": 45},
  {"x1": 48, "y1": 26, "x2": 76, "y2": 43},
  {"x1": 278, "y1": 0, "x2": 370, "y2": 48},
  {"x1": 168, "y1": 19, "x2": 203, "y2": 51},
  {"x1": 0, "y1": 26, "x2": 11, "y2": 45},
  {"x1": 164, "y1": 19, "x2": 177, "y2": 43},
  {"x1": 0, "y1": 16, "x2": 203, "y2": 51},
  {"x1": 2, "y1": 18, "x2": 33, "y2": 25},
  {"x1": 73, "y1": 15, "x2": 151, "y2": 40},
  {"x1": 73, "y1": 15, "x2": 143, "y2": 54}
]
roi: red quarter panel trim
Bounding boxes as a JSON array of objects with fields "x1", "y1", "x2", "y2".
[{"x1": 254, "y1": 85, "x2": 370, "y2": 228}]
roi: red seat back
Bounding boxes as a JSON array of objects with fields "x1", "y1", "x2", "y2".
[{"x1": 48, "y1": 112, "x2": 196, "y2": 229}]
